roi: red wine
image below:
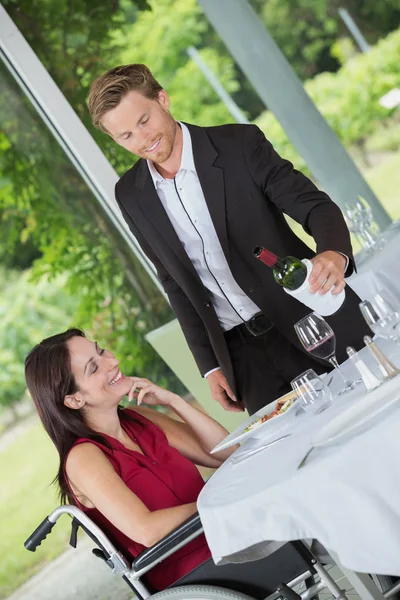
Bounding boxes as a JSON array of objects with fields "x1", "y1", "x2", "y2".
[
  {"x1": 307, "y1": 335, "x2": 336, "y2": 360},
  {"x1": 254, "y1": 246, "x2": 307, "y2": 291}
]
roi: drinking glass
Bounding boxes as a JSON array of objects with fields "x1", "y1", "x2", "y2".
[
  {"x1": 294, "y1": 312, "x2": 361, "y2": 395},
  {"x1": 359, "y1": 290, "x2": 400, "y2": 345},
  {"x1": 344, "y1": 203, "x2": 376, "y2": 251},
  {"x1": 291, "y1": 369, "x2": 332, "y2": 414}
]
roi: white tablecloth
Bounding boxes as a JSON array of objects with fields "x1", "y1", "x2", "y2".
[
  {"x1": 348, "y1": 228, "x2": 400, "y2": 301},
  {"x1": 198, "y1": 341, "x2": 400, "y2": 576}
]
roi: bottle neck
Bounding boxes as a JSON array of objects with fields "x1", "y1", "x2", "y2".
[
  {"x1": 254, "y1": 247, "x2": 279, "y2": 267},
  {"x1": 274, "y1": 257, "x2": 286, "y2": 271}
]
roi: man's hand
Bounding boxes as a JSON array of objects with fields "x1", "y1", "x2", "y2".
[
  {"x1": 206, "y1": 369, "x2": 245, "y2": 412},
  {"x1": 309, "y1": 251, "x2": 347, "y2": 296}
]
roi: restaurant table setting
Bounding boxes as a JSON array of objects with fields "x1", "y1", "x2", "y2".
[{"x1": 198, "y1": 324, "x2": 400, "y2": 577}]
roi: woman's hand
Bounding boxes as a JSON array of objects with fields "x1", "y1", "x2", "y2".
[{"x1": 127, "y1": 377, "x2": 178, "y2": 407}]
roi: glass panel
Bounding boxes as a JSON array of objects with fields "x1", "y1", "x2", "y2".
[{"x1": 0, "y1": 58, "x2": 177, "y2": 385}]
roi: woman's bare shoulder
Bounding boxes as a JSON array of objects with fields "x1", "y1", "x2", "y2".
[{"x1": 65, "y1": 442, "x2": 111, "y2": 476}]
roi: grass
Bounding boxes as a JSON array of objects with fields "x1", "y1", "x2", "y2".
[
  {"x1": 0, "y1": 149, "x2": 399, "y2": 599},
  {"x1": 0, "y1": 421, "x2": 70, "y2": 599},
  {"x1": 363, "y1": 152, "x2": 400, "y2": 221}
]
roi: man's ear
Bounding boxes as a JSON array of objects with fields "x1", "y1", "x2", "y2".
[
  {"x1": 64, "y1": 392, "x2": 85, "y2": 411},
  {"x1": 157, "y1": 89, "x2": 170, "y2": 111}
]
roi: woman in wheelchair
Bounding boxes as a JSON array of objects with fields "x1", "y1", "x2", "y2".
[{"x1": 25, "y1": 328, "x2": 238, "y2": 592}]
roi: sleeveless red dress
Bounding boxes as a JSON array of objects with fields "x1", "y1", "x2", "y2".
[{"x1": 65, "y1": 409, "x2": 211, "y2": 590}]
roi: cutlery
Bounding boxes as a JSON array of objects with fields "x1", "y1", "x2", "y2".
[
  {"x1": 231, "y1": 434, "x2": 291, "y2": 464},
  {"x1": 297, "y1": 446, "x2": 315, "y2": 470}
]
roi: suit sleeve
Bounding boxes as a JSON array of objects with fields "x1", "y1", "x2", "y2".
[
  {"x1": 243, "y1": 124, "x2": 355, "y2": 276},
  {"x1": 115, "y1": 189, "x2": 219, "y2": 376}
]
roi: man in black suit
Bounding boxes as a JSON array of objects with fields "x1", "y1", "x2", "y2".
[{"x1": 89, "y1": 64, "x2": 369, "y2": 415}]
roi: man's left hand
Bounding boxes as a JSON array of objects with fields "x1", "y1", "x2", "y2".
[{"x1": 309, "y1": 251, "x2": 347, "y2": 296}]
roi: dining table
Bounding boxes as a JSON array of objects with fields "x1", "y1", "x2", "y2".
[{"x1": 197, "y1": 338, "x2": 400, "y2": 600}]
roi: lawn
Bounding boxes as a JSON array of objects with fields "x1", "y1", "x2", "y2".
[
  {"x1": 0, "y1": 421, "x2": 70, "y2": 599},
  {"x1": 364, "y1": 152, "x2": 400, "y2": 221}
]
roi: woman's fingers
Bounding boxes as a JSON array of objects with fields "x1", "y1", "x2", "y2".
[
  {"x1": 127, "y1": 377, "x2": 151, "y2": 402},
  {"x1": 137, "y1": 385, "x2": 156, "y2": 406}
]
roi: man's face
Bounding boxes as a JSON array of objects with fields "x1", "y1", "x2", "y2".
[{"x1": 101, "y1": 89, "x2": 178, "y2": 164}]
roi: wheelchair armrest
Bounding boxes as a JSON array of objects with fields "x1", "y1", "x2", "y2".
[{"x1": 132, "y1": 512, "x2": 203, "y2": 573}]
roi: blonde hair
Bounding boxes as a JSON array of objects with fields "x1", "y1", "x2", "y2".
[{"x1": 88, "y1": 64, "x2": 163, "y2": 132}]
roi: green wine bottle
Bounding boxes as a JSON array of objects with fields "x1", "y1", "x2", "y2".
[{"x1": 253, "y1": 246, "x2": 308, "y2": 291}]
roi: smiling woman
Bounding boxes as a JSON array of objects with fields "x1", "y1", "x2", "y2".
[{"x1": 24, "y1": 328, "x2": 236, "y2": 591}]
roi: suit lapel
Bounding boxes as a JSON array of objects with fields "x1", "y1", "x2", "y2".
[
  {"x1": 133, "y1": 160, "x2": 197, "y2": 272},
  {"x1": 133, "y1": 123, "x2": 229, "y2": 266},
  {"x1": 186, "y1": 123, "x2": 230, "y2": 262}
]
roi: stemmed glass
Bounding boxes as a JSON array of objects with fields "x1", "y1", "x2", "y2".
[
  {"x1": 294, "y1": 312, "x2": 361, "y2": 395},
  {"x1": 359, "y1": 290, "x2": 400, "y2": 345},
  {"x1": 344, "y1": 202, "x2": 376, "y2": 251}
]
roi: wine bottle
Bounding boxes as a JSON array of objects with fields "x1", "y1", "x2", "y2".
[{"x1": 253, "y1": 246, "x2": 308, "y2": 291}]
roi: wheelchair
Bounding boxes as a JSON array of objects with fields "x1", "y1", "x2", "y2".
[{"x1": 24, "y1": 505, "x2": 400, "y2": 600}]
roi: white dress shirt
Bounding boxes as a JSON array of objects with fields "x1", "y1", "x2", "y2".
[{"x1": 147, "y1": 123, "x2": 261, "y2": 375}]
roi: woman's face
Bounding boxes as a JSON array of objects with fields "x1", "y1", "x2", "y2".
[{"x1": 66, "y1": 336, "x2": 132, "y2": 409}]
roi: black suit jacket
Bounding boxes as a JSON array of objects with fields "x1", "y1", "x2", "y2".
[{"x1": 115, "y1": 123, "x2": 365, "y2": 394}]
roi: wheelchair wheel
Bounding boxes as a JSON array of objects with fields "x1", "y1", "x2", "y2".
[{"x1": 151, "y1": 584, "x2": 257, "y2": 600}]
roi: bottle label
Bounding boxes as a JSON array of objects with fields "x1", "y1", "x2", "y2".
[{"x1": 284, "y1": 259, "x2": 346, "y2": 316}]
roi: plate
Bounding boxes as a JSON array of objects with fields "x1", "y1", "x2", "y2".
[
  {"x1": 311, "y1": 374, "x2": 400, "y2": 448},
  {"x1": 210, "y1": 390, "x2": 298, "y2": 454}
]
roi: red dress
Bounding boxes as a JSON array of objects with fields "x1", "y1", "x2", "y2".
[{"x1": 65, "y1": 409, "x2": 211, "y2": 591}]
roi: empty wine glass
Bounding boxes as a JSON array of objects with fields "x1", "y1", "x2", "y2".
[
  {"x1": 356, "y1": 196, "x2": 384, "y2": 249},
  {"x1": 344, "y1": 203, "x2": 376, "y2": 251},
  {"x1": 359, "y1": 290, "x2": 400, "y2": 345},
  {"x1": 291, "y1": 369, "x2": 332, "y2": 414},
  {"x1": 294, "y1": 312, "x2": 361, "y2": 395}
]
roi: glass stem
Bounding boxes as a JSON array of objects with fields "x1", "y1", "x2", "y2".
[{"x1": 328, "y1": 356, "x2": 350, "y2": 384}]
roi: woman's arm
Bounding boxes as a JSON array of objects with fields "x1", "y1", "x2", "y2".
[
  {"x1": 127, "y1": 377, "x2": 239, "y2": 466},
  {"x1": 66, "y1": 443, "x2": 197, "y2": 548}
]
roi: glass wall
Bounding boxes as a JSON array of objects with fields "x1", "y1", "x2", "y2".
[{"x1": 0, "y1": 34, "x2": 176, "y2": 600}]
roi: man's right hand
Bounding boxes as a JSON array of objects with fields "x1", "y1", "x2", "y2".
[{"x1": 206, "y1": 369, "x2": 245, "y2": 412}]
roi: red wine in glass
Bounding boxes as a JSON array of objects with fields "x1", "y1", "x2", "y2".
[
  {"x1": 295, "y1": 312, "x2": 360, "y2": 395},
  {"x1": 307, "y1": 334, "x2": 335, "y2": 361}
]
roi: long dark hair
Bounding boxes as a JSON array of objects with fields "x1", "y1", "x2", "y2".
[{"x1": 25, "y1": 328, "x2": 129, "y2": 505}]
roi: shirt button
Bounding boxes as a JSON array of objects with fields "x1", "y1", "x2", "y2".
[
  {"x1": 204, "y1": 301, "x2": 211, "y2": 307},
  {"x1": 152, "y1": 461, "x2": 157, "y2": 465}
]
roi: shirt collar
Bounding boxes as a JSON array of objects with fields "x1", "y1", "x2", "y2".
[{"x1": 147, "y1": 122, "x2": 195, "y2": 187}]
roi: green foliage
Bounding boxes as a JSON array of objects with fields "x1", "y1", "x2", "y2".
[
  {"x1": 0, "y1": 269, "x2": 77, "y2": 410},
  {"x1": 250, "y1": 0, "x2": 400, "y2": 81},
  {"x1": 254, "y1": 28, "x2": 400, "y2": 175},
  {"x1": 0, "y1": 1, "x2": 185, "y2": 400},
  {"x1": 116, "y1": 0, "x2": 240, "y2": 126}
]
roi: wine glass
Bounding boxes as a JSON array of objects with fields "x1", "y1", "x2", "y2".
[
  {"x1": 294, "y1": 312, "x2": 361, "y2": 395},
  {"x1": 359, "y1": 290, "x2": 400, "y2": 345},
  {"x1": 291, "y1": 369, "x2": 332, "y2": 414}
]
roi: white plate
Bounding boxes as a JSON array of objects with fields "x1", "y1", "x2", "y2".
[
  {"x1": 210, "y1": 392, "x2": 298, "y2": 454},
  {"x1": 311, "y1": 374, "x2": 400, "y2": 448}
]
